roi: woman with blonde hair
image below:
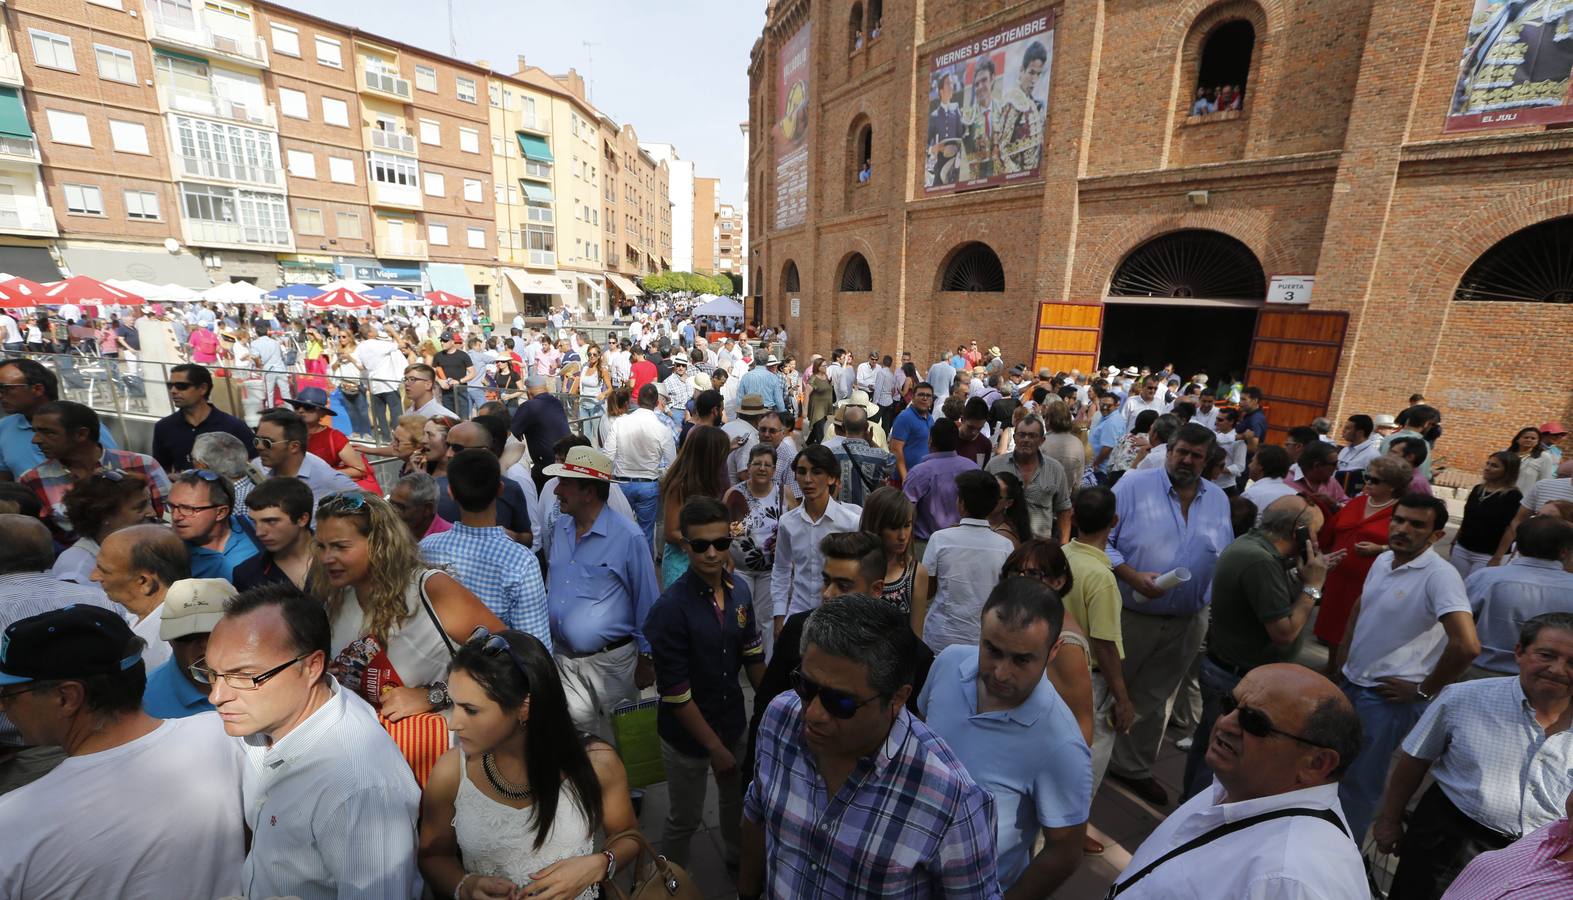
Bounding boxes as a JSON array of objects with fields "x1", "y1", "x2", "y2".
[
  {"x1": 575, "y1": 342, "x2": 612, "y2": 445},
  {"x1": 658, "y1": 425, "x2": 732, "y2": 586},
  {"x1": 859, "y1": 486, "x2": 921, "y2": 614},
  {"x1": 317, "y1": 490, "x2": 503, "y2": 785}
]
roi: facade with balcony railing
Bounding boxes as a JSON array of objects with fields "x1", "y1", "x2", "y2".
[
  {"x1": 369, "y1": 128, "x2": 417, "y2": 154},
  {"x1": 168, "y1": 115, "x2": 285, "y2": 191},
  {"x1": 0, "y1": 50, "x2": 22, "y2": 89},
  {"x1": 143, "y1": 0, "x2": 270, "y2": 69},
  {"x1": 179, "y1": 183, "x2": 293, "y2": 251}
]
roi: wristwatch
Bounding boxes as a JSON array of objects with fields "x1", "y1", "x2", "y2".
[
  {"x1": 1301, "y1": 585, "x2": 1323, "y2": 601},
  {"x1": 427, "y1": 681, "x2": 452, "y2": 710}
]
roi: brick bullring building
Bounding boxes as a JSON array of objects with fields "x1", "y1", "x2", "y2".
[{"x1": 746, "y1": 0, "x2": 1573, "y2": 467}]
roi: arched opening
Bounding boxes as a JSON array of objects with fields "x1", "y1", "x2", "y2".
[
  {"x1": 868, "y1": 0, "x2": 883, "y2": 39},
  {"x1": 1101, "y1": 229, "x2": 1266, "y2": 382},
  {"x1": 839, "y1": 252, "x2": 872, "y2": 292},
  {"x1": 1191, "y1": 20, "x2": 1255, "y2": 115},
  {"x1": 1456, "y1": 217, "x2": 1573, "y2": 303},
  {"x1": 849, "y1": 2, "x2": 865, "y2": 52},
  {"x1": 939, "y1": 242, "x2": 1006, "y2": 292},
  {"x1": 781, "y1": 260, "x2": 800, "y2": 294},
  {"x1": 851, "y1": 121, "x2": 873, "y2": 183}
]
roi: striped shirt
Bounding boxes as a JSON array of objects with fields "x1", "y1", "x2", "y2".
[
  {"x1": 21, "y1": 447, "x2": 170, "y2": 542},
  {"x1": 1441, "y1": 818, "x2": 1573, "y2": 900},
  {"x1": 743, "y1": 691, "x2": 1002, "y2": 899},
  {"x1": 0, "y1": 573, "x2": 116, "y2": 745},
  {"x1": 239, "y1": 679, "x2": 422, "y2": 900},
  {"x1": 420, "y1": 523, "x2": 551, "y2": 654}
]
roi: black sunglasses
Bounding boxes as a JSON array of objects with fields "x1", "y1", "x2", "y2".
[
  {"x1": 467, "y1": 626, "x2": 531, "y2": 686},
  {"x1": 685, "y1": 536, "x2": 732, "y2": 553},
  {"x1": 790, "y1": 669, "x2": 880, "y2": 720},
  {"x1": 1219, "y1": 692, "x2": 1337, "y2": 750},
  {"x1": 167, "y1": 381, "x2": 195, "y2": 391}
]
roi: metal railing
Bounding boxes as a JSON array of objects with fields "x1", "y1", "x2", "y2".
[
  {"x1": 160, "y1": 86, "x2": 278, "y2": 129},
  {"x1": 369, "y1": 129, "x2": 418, "y2": 153},
  {"x1": 0, "y1": 206, "x2": 57, "y2": 235},
  {"x1": 0, "y1": 134, "x2": 38, "y2": 162},
  {"x1": 148, "y1": 17, "x2": 269, "y2": 66},
  {"x1": 362, "y1": 68, "x2": 412, "y2": 100},
  {"x1": 0, "y1": 50, "x2": 22, "y2": 86}
]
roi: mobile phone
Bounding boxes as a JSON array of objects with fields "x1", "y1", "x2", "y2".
[{"x1": 1294, "y1": 524, "x2": 1312, "y2": 559}]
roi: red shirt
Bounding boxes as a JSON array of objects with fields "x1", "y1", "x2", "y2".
[
  {"x1": 307, "y1": 426, "x2": 380, "y2": 494},
  {"x1": 631, "y1": 360, "x2": 658, "y2": 395}
]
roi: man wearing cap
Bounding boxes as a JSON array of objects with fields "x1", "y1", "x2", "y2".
[
  {"x1": 738, "y1": 353, "x2": 787, "y2": 413},
  {"x1": 546, "y1": 447, "x2": 662, "y2": 738},
  {"x1": 94, "y1": 522, "x2": 193, "y2": 671},
  {"x1": 725, "y1": 394, "x2": 769, "y2": 481},
  {"x1": 660, "y1": 352, "x2": 694, "y2": 428},
  {"x1": 432, "y1": 331, "x2": 475, "y2": 419},
  {"x1": 0, "y1": 605, "x2": 248, "y2": 898},
  {"x1": 254, "y1": 407, "x2": 357, "y2": 502},
  {"x1": 509, "y1": 375, "x2": 572, "y2": 492},
  {"x1": 143, "y1": 577, "x2": 235, "y2": 718},
  {"x1": 205, "y1": 581, "x2": 422, "y2": 900},
  {"x1": 1541, "y1": 421, "x2": 1568, "y2": 465},
  {"x1": 150, "y1": 362, "x2": 256, "y2": 473}
]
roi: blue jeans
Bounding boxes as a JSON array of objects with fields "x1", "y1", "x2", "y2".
[
  {"x1": 1338, "y1": 682, "x2": 1430, "y2": 843},
  {"x1": 338, "y1": 388, "x2": 373, "y2": 437},
  {"x1": 578, "y1": 397, "x2": 604, "y2": 445},
  {"x1": 621, "y1": 479, "x2": 661, "y2": 556},
  {"x1": 1182, "y1": 656, "x2": 1244, "y2": 801},
  {"x1": 467, "y1": 384, "x2": 489, "y2": 413}
]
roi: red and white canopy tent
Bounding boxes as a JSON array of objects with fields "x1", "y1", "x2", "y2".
[
  {"x1": 425, "y1": 290, "x2": 472, "y2": 308},
  {"x1": 305, "y1": 286, "x2": 384, "y2": 312},
  {"x1": 0, "y1": 276, "x2": 49, "y2": 309},
  {"x1": 40, "y1": 275, "x2": 147, "y2": 307}
]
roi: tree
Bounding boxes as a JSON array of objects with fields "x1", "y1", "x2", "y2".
[
  {"x1": 710, "y1": 273, "x2": 735, "y2": 295},
  {"x1": 641, "y1": 271, "x2": 674, "y2": 295}
]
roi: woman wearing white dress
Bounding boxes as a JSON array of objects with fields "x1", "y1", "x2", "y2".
[{"x1": 418, "y1": 629, "x2": 643, "y2": 900}]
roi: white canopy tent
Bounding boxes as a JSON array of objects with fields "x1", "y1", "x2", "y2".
[
  {"x1": 201, "y1": 281, "x2": 268, "y2": 305},
  {"x1": 693, "y1": 295, "x2": 746, "y2": 318}
]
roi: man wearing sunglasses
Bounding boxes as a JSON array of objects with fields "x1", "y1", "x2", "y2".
[
  {"x1": 0, "y1": 359, "x2": 118, "y2": 484},
  {"x1": 253, "y1": 409, "x2": 356, "y2": 504},
  {"x1": 1109, "y1": 664, "x2": 1367, "y2": 898},
  {"x1": 203, "y1": 581, "x2": 421, "y2": 900},
  {"x1": 0, "y1": 605, "x2": 247, "y2": 899},
  {"x1": 740, "y1": 595, "x2": 1000, "y2": 900},
  {"x1": 645, "y1": 497, "x2": 765, "y2": 871},
  {"x1": 150, "y1": 363, "x2": 256, "y2": 473}
]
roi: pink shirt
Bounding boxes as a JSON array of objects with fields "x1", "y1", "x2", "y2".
[
  {"x1": 533, "y1": 347, "x2": 561, "y2": 377},
  {"x1": 189, "y1": 328, "x2": 219, "y2": 363},
  {"x1": 1409, "y1": 471, "x2": 1433, "y2": 497},
  {"x1": 1442, "y1": 818, "x2": 1573, "y2": 900},
  {"x1": 423, "y1": 514, "x2": 452, "y2": 537}
]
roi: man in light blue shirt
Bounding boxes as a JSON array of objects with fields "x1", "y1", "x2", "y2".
[
  {"x1": 0, "y1": 358, "x2": 117, "y2": 479},
  {"x1": 1105, "y1": 422, "x2": 1233, "y2": 806},
  {"x1": 545, "y1": 446, "x2": 660, "y2": 741},
  {"x1": 737, "y1": 355, "x2": 786, "y2": 412},
  {"x1": 1088, "y1": 391, "x2": 1125, "y2": 476},
  {"x1": 1467, "y1": 516, "x2": 1573, "y2": 675},
  {"x1": 919, "y1": 577, "x2": 1090, "y2": 895}
]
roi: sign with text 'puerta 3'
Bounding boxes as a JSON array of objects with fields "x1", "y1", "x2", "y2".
[
  {"x1": 773, "y1": 22, "x2": 811, "y2": 230},
  {"x1": 922, "y1": 10, "x2": 1056, "y2": 195}
]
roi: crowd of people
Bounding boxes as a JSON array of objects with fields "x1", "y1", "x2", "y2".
[{"x1": 0, "y1": 297, "x2": 1570, "y2": 899}]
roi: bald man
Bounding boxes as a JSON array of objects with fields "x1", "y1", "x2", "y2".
[
  {"x1": 436, "y1": 420, "x2": 533, "y2": 546},
  {"x1": 91, "y1": 524, "x2": 191, "y2": 672},
  {"x1": 0, "y1": 514, "x2": 119, "y2": 793},
  {"x1": 1110, "y1": 665, "x2": 1367, "y2": 898}
]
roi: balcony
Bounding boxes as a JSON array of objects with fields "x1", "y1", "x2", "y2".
[
  {"x1": 184, "y1": 218, "x2": 293, "y2": 251},
  {"x1": 146, "y1": 15, "x2": 269, "y2": 69},
  {"x1": 373, "y1": 229, "x2": 427, "y2": 260},
  {"x1": 368, "y1": 129, "x2": 417, "y2": 154},
  {"x1": 0, "y1": 134, "x2": 38, "y2": 164},
  {"x1": 0, "y1": 206, "x2": 58, "y2": 237},
  {"x1": 0, "y1": 50, "x2": 22, "y2": 88},
  {"x1": 178, "y1": 154, "x2": 284, "y2": 189},
  {"x1": 360, "y1": 67, "x2": 411, "y2": 102},
  {"x1": 369, "y1": 179, "x2": 422, "y2": 210},
  {"x1": 517, "y1": 113, "x2": 550, "y2": 135},
  {"x1": 159, "y1": 87, "x2": 277, "y2": 129}
]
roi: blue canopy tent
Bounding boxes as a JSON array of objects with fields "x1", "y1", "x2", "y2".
[
  {"x1": 363, "y1": 285, "x2": 423, "y2": 306},
  {"x1": 266, "y1": 283, "x2": 322, "y2": 301}
]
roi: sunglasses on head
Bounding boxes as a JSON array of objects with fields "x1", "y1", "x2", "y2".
[
  {"x1": 317, "y1": 491, "x2": 368, "y2": 513},
  {"x1": 466, "y1": 626, "x2": 532, "y2": 686},
  {"x1": 790, "y1": 669, "x2": 880, "y2": 719},
  {"x1": 684, "y1": 536, "x2": 732, "y2": 553},
  {"x1": 1219, "y1": 692, "x2": 1337, "y2": 750}
]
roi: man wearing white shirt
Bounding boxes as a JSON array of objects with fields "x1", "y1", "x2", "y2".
[
  {"x1": 1241, "y1": 446, "x2": 1299, "y2": 522},
  {"x1": 352, "y1": 327, "x2": 408, "y2": 442},
  {"x1": 0, "y1": 605, "x2": 247, "y2": 899},
  {"x1": 913, "y1": 471, "x2": 1014, "y2": 653},
  {"x1": 872, "y1": 355, "x2": 902, "y2": 429},
  {"x1": 206, "y1": 582, "x2": 422, "y2": 900},
  {"x1": 854, "y1": 352, "x2": 879, "y2": 395},
  {"x1": 770, "y1": 444, "x2": 862, "y2": 635},
  {"x1": 1331, "y1": 494, "x2": 1480, "y2": 842},
  {"x1": 1190, "y1": 390, "x2": 1219, "y2": 431},
  {"x1": 1119, "y1": 375, "x2": 1170, "y2": 422},
  {"x1": 1211, "y1": 410, "x2": 1247, "y2": 491},
  {"x1": 1109, "y1": 664, "x2": 1367, "y2": 899},
  {"x1": 603, "y1": 383, "x2": 676, "y2": 551},
  {"x1": 0, "y1": 312, "x2": 20, "y2": 352}
]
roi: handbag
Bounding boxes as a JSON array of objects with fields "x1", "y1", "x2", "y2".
[{"x1": 599, "y1": 829, "x2": 702, "y2": 900}]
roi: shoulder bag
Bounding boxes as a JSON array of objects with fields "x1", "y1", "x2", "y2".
[
  {"x1": 599, "y1": 829, "x2": 702, "y2": 900},
  {"x1": 1106, "y1": 806, "x2": 1349, "y2": 897}
]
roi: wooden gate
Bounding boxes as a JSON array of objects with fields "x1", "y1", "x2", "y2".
[
  {"x1": 1245, "y1": 309, "x2": 1350, "y2": 443},
  {"x1": 1032, "y1": 301, "x2": 1103, "y2": 375}
]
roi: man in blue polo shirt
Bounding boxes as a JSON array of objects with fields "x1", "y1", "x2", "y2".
[
  {"x1": 167, "y1": 470, "x2": 259, "y2": 580},
  {"x1": 0, "y1": 358, "x2": 116, "y2": 480},
  {"x1": 889, "y1": 381, "x2": 936, "y2": 482},
  {"x1": 142, "y1": 578, "x2": 234, "y2": 719},
  {"x1": 919, "y1": 575, "x2": 1091, "y2": 896},
  {"x1": 646, "y1": 495, "x2": 765, "y2": 869}
]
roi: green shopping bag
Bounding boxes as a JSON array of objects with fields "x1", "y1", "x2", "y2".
[{"x1": 611, "y1": 698, "x2": 666, "y2": 789}]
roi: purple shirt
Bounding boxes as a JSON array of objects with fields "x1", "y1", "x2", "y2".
[{"x1": 903, "y1": 451, "x2": 980, "y2": 540}]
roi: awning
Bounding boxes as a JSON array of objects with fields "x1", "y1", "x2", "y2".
[
  {"x1": 0, "y1": 246, "x2": 62, "y2": 282},
  {"x1": 425, "y1": 262, "x2": 474, "y2": 300},
  {"x1": 604, "y1": 271, "x2": 643, "y2": 297},
  {"x1": 503, "y1": 268, "x2": 572, "y2": 298},
  {"x1": 58, "y1": 243, "x2": 210, "y2": 289},
  {"x1": 516, "y1": 133, "x2": 553, "y2": 162},
  {"x1": 520, "y1": 181, "x2": 554, "y2": 203},
  {"x1": 0, "y1": 89, "x2": 31, "y2": 139},
  {"x1": 575, "y1": 273, "x2": 604, "y2": 292}
]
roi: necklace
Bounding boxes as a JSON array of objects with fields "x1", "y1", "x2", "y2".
[
  {"x1": 1477, "y1": 486, "x2": 1507, "y2": 501},
  {"x1": 1365, "y1": 496, "x2": 1397, "y2": 511},
  {"x1": 481, "y1": 752, "x2": 534, "y2": 800}
]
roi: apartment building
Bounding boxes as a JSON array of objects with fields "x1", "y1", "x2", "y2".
[
  {"x1": 640, "y1": 141, "x2": 693, "y2": 273},
  {"x1": 599, "y1": 116, "x2": 669, "y2": 307},
  {"x1": 0, "y1": 18, "x2": 57, "y2": 280},
  {"x1": 691, "y1": 175, "x2": 716, "y2": 274},
  {"x1": 714, "y1": 201, "x2": 741, "y2": 277}
]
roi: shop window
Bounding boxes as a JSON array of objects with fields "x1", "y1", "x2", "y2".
[
  {"x1": 940, "y1": 242, "x2": 1005, "y2": 292},
  {"x1": 839, "y1": 253, "x2": 872, "y2": 292},
  {"x1": 1190, "y1": 20, "x2": 1254, "y2": 116},
  {"x1": 1456, "y1": 217, "x2": 1573, "y2": 303}
]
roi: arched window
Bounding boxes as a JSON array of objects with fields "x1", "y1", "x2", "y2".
[
  {"x1": 782, "y1": 260, "x2": 800, "y2": 293},
  {"x1": 939, "y1": 242, "x2": 1006, "y2": 292},
  {"x1": 1108, "y1": 230, "x2": 1265, "y2": 300},
  {"x1": 1191, "y1": 20, "x2": 1255, "y2": 115},
  {"x1": 868, "y1": 0, "x2": 883, "y2": 39},
  {"x1": 849, "y1": 2, "x2": 865, "y2": 53},
  {"x1": 1456, "y1": 217, "x2": 1573, "y2": 303},
  {"x1": 839, "y1": 253, "x2": 872, "y2": 291},
  {"x1": 851, "y1": 121, "x2": 873, "y2": 183}
]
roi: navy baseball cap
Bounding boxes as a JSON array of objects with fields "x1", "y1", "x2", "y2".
[{"x1": 0, "y1": 606, "x2": 142, "y2": 685}]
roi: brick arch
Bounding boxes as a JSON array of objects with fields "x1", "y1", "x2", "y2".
[
  {"x1": 1163, "y1": 0, "x2": 1279, "y2": 51},
  {"x1": 1402, "y1": 184, "x2": 1573, "y2": 304},
  {"x1": 827, "y1": 239, "x2": 880, "y2": 291},
  {"x1": 1079, "y1": 210, "x2": 1290, "y2": 298}
]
